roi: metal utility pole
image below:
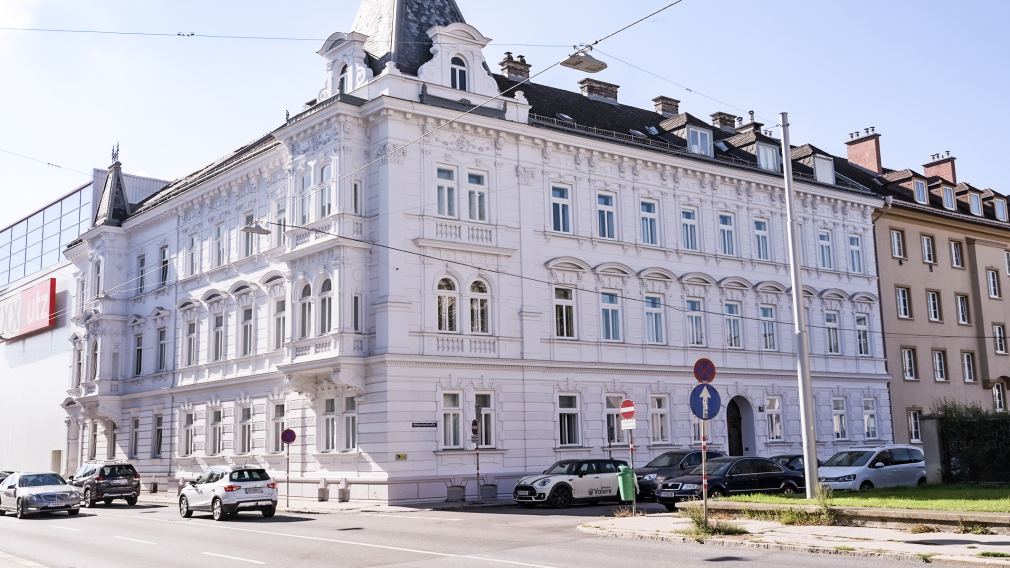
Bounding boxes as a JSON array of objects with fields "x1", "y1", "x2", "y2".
[{"x1": 779, "y1": 112, "x2": 820, "y2": 499}]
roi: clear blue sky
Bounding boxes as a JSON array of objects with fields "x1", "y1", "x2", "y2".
[{"x1": 1, "y1": 0, "x2": 1007, "y2": 228}]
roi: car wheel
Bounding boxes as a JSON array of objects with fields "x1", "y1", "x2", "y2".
[
  {"x1": 211, "y1": 498, "x2": 226, "y2": 521},
  {"x1": 917, "y1": 477, "x2": 927, "y2": 487},
  {"x1": 548, "y1": 486, "x2": 573, "y2": 508},
  {"x1": 82, "y1": 488, "x2": 94, "y2": 508},
  {"x1": 15, "y1": 499, "x2": 26, "y2": 519},
  {"x1": 781, "y1": 483, "x2": 798, "y2": 495},
  {"x1": 261, "y1": 506, "x2": 276, "y2": 519},
  {"x1": 103, "y1": 498, "x2": 113, "y2": 506},
  {"x1": 664, "y1": 504, "x2": 678, "y2": 512},
  {"x1": 0, "y1": 507, "x2": 6, "y2": 516},
  {"x1": 126, "y1": 496, "x2": 138, "y2": 506},
  {"x1": 859, "y1": 481, "x2": 874, "y2": 491},
  {"x1": 708, "y1": 487, "x2": 727, "y2": 499},
  {"x1": 178, "y1": 496, "x2": 193, "y2": 518},
  {"x1": 67, "y1": 508, "x2": 80, "y2": 516}
]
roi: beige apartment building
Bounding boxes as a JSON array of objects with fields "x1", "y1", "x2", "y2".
[{"x1": 846, "y1": 132, "x2": 1010, "y2": 450}]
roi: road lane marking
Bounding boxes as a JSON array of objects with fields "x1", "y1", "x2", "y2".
[
  {"x1": 0, "y1": 550, "x2": 51, "y2": 567},
  {"x1": 48, "y1": 525, "x2": 81, "y2": 532},
  {"x1": 113, "y1": 535, "x2": 157, "y2": 545},
  {"x1": 365, "y1": 513, "x2": 463, "y2": 521},
  {"x1": 201, "y1": 552, "x2": 266, "y2": 565},
  {"x1": 104, "y1": 512, "x2": 558, "y2": 568}
]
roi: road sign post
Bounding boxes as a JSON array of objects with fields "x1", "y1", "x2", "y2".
[
  {"x1": 471, "y1": 418, "x2": 481, "y2": 501},
  {"x1": 281, "y1": 428, "x2": 296, "y2": 509},
  {"x1": 692, "y1": 358, "x2": 720, "y2": 528},
  {"x1": 619, "y1": 399, "x2": 637, "y2": 515}
]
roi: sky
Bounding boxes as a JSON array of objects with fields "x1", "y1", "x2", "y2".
[{"x1": 1, "y1": 0, "x2": 1008, "y2": 229}]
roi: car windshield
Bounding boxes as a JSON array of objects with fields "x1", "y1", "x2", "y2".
[
  {"x1": 230, "y1": 469, "x2": 270, "y2": 482},
  {"x1": 19, "y1": 473, "x2": 65, "y2": 487},
  {"x1": 689, "y1": 460, "x2": 734, "y2": 476},
  {"x1": 646, "y1": 453, "x2": 686, "y2": 468},
  {"x1": 824, "y1": 451, "x2": 874, "y2": 467},
  {"x1": 544, "y1": 461, "x2": 576, "y2": 475}
]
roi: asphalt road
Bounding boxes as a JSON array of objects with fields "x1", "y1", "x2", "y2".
[{"x1": 0, "y1": 502, "x2": 921, "y2": 568}]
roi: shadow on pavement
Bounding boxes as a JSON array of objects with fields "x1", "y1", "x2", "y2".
[
  {"x1": 703, "y1": 557, "x2": 748, "y2": 563},
  {"x1": 442, "y1": 501, "x2": 669, "y2": 517},
  {"x1": 910, "y1": 539, "x2": 1010, "y2": 546}
]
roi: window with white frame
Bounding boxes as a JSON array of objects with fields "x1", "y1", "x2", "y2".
[
  {"x1": 970, "y1": 193, "x2": 982, "y2": 216},
  {"x1": 825, "y1": 311, "x2": 841, "y2": 354},
  {"x1": 87, "y1": 422, "x2": 97, "y2": 460},
  {"x1": 724, "y1": 301, "x2": 742, "y2": 349},
  {"x1": 240, "y1": 307, "x2": 254, "y2": 356},
  {"x1": 848, "y1": 234, "x2": 863, "y2": 273},
  {"x1": 760, "y1": 305, "x2": 777, "y2": 351},
  {"x1": 596, "y1": 193, "x2": 616, "y2": 239},
  {"x1": 862, "y1": 398, "x2": 878, "y2": 439},
  {"x1": 351, "y1": 294, "x2": 362, "y2": 333},
  {"x1": 185, "y1": 322, "x2": 197, "y2": 366},
  {"x1": 913, "y1": 179, "x2": 928, "y2": 204},
  {"x1": 907, "y1": 410, "x2": 922, "y2": 443},
  {"x1": 441, "y1": 393, "x2": 461, "y2": 449},
  {"x1": 650, "y1": 396, "x2": 670, "y2": 444},
  {"x1": 600, "y1": 292, "x2": 622, "y2": 341},
  {"x1": 995, "y1": 199, "x2": 1010, "y2": 222},
  {"x1": 550, "y1": 186, "x2": 571, "y2": 233},
  {"x1": 298, "y1": 184, "x2": 311, "y2": 226},
  {"x1": 436, "y1": 168, "x2": 457, "y2": 218},
  {"x1": 895, "y1": 287, "x2": 912, "y2": 319},
  {"x1": 818, "y1": 230, "x2": 834, "y2": 269},
  {"x1": 558, "y1": 394, "x2": 580, "y2": 446},
  {"x1": 988, "y1": 269, "x2": 1002, "y2": 298},
  {"x1": 690, "y1": 414, "x2": 702, "y2": 444},
  {"x1": 352, "y1": 181, "x2": 362, "y2": 215},
  {"x1": 718, "y1": 213, "x2": 736, "y2": 255},
  {"x1": 855, "y1": 314, "x2": 870, "y2": 357},
  {"x1": 450, "y1": 56, "x2": 467, "y2": 91},
  {"x1": 133, "y1": 334, "x2": 143, "y2": 377},
  {"x1": 962, "y1": 351, "x2": 977, "y2": 382},
  {"x1": 129, "y1": 417, "x2": 139, "y2": 459},
  {"x1": 640, "y1": 201, "x2": 658, "y2": 245},
  {"x1": 890, "y1": 229, "x2": 905, "y2": 258},
  {"x1": 106, "y1": 426, "x2": 117, "y2": 459},
  {"x1": 72, "y1": 344, "x2": 83, "y2": 386},
  {"x1": 831, "y1": 398, "x2": 847, "y2": 440},
  {"x1": 766, "y1": 396, "x2": 783, "y2": 441},
  {"x1": 318, "y1": 167, "x2": 332, "y2": 218},
  {"x1": 154, "y1": 327, "x2": 166, "y2": 372},
  {"x1": 994, "y1": 324, "x2": 1008, "y2": 354},
  {"x1": 605, "y1": 395, "x2": 625, "y2": 445},
  {"x1": 921, "y1": 235, "x2": 935, "y2": 264},
  {"x1": 956, "y1": 294, "x2": 970, "y2": 324},
  {"x1": 466, "y1": 173, "x2": 488, "y2": 222},
  {"x1": 319, "y1": 279, "x2": 333, "y2": 334},
  {"x1": 470, "y1": 280, "x2": 490, "y2": 334},
  {"x1": 271, "y1": 403, "x2": 286, "y2": 453},
  {"x1": 901, "y1": 348, "x2": 917, "y2": 380},
  {"x1": 942, "y1": 187, "x2": 956, "y2": 210},
  {"x1": 681, "y1": 207, "x2": 699, "y2": 251},
  {"x1": 753, "y1": 218, "x2": 770, "y2": 261},
  {"x1": 274, "y1": 201, "x2": 287, "y2": 247},
  {"x1": 932, "y1": 350, "x2": 948, "y2": 381},
  {"x1": 152, "y1": 414, "x2": 163, "y2": 458},
  {"x1": 437, "y1": 278, "x2": 458, "y2": 332},
  {"x1": 687, "y1": 298, "x2": 705, "y2": 346},
  {"x1": 645, "y1": 295, "x2": 664, "y2": 344},
  {"x1": 687, "y1": 127, "x2": 713, "y2": 156},
  {"x1": 243, "y1": 213, "x2": 255, "y2": 257},
  {"x1": 158, "y1": 245, "x2": 169, "y2": 287},
  {"x1": 209, "y1": 409, "x2": 223, "y2": 455},
  {"x1": 137, "y1": 254, "x2": 146, "y2": 294},
  {"x1": 322, "y1": 398, "x2": 337, "y2": 452},
  {"x1": 994, "y1": 384, "x2": 1006, "y2": 412},
  {"x1": 475, "y1": 393, "x2": 493, "y2": 447},
  {"x1": 214, "y1": 225, "x2": 225, "y2": 268},
  {"x1": 950, "y1": 240, "x2": 964, "y2": 268},
  {"x1": 299, "y1": 284, "x2": 313, "y2": 339},
  {"x1": 926, "y1": 290, "x2": 942, "y2": 322},
  {"x1": 238, "y1": 406, "x2": 252, "y2": 454},
  {"x1": 1005, "y1": 251, "x2": 1010, "y2": 276},
  {"x1": 554, "y1": 287, "x2": 576, "y2": 338},
  {"x1": 814, "y1": 155, "x2": 835, "y2": 184},
  {"x1": 273, "y1": 300, "x2": 286, "y2": 350},
  {"x1": 182, "y1": 412, "x2": 195, "y2": 456},
  {"x1": 212, "y1": 314, "x2": 225, "y2": 361},
  {"x1": 343, "y1": 397, "x2": 357, "y2": 450},
  {"x1": 757, "y1": 144, "x2": 780, "y2": 171}
]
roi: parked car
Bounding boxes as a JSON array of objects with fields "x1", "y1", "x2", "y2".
[
  {"x1": 819, "y1": 445, "x2": 926, "y2": 491},
  {"x1": 0, "y1": 472, "x2": 81, "y2": 518},
  {"x1": 769, "y1": 454, "x2": 822, "y2": 472},
  {"x1": 179, "y1": 465, "x2": 278, "y2": 521},
  {"x1": 69, "y1": 460, "x2": 141, "y2": 507},
  {"x1": 513, "y1": 459, "x2": 629, "y2": 508},
  {"x1": 634, "y1": 449, "x2": 724, "y2": 500},
  {"x1": 656, "y1": 456, "x2": 804, "y2": 511}
]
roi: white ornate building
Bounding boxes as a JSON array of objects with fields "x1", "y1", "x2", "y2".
[{"x1": 63, "y1": 0, "x2": 891, "y2": 502}]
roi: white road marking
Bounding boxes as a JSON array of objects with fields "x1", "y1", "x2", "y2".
[
  {"x1": 0, "y1": 550, "x2": 51, "y2": 567},
  {"x1": 48, "y1": 525, "x2": 81, "y2": 532},
  {"x1": 113, "y1": 535, "x2": 157, "y2": 545},
  {"x1": 365, "y1": 513, "x2": 463, "y2": 521},
  {"x1": 106, "y1": 512, "x2": 558, "y2": 568},
  {"x1": 201, "y1": 552, "x2": 266, "y2": 565}
]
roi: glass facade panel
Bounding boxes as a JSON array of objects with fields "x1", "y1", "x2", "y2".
[{"x1": 0, "y1": 186, "x2": 93, "y2": 287}]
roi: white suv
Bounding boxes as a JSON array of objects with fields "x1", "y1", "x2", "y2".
[
  {"x1": 819, "y1": 445, "x2": 927, "y2": 491},
  {"x1": 178, "y1": 466, "x2": 278, "y2": 521}
]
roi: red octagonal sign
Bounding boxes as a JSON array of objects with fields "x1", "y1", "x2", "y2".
[{"x1": 620, "y1": 399, "x2": 635, "y2": 420}]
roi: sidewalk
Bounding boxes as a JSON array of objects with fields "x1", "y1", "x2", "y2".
[
  {"x1": 137, "y1": 491, "x2": 512, "y2": 514},
  {"x1": 579, "y1": 513, "x2": 1010, "y2": 566}
]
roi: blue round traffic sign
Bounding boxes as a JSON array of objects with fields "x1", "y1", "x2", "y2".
[
  {"x1": 693, "y1": 358, "x2": 717, "y2": 383},
  {"x1": 689, "y1": 384, "x2": 722, "y2": 420}
]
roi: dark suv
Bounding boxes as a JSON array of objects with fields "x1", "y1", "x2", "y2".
[{"x1": 69, "y1": 461, "x2": 141, "y2": 507}]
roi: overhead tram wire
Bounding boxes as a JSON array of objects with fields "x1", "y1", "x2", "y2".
[{"x1": 0, "y1": 148, "x2": 93, "y2": 177}]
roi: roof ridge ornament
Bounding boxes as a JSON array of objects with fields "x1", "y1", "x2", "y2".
[{"x1": 111, "y1": 142, "x2": 119, "y2": 164}]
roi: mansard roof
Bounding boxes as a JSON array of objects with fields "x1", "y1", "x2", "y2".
[{"x1": 351, "y1": 0, "x2": 466, "y2": 77}]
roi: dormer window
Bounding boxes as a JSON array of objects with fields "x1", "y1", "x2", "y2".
[
  {"x1": 942, "y1": 187, "x2": 955, "y2": 210},
  {"x1": 814, "y1": 156, "x2": 835, "y2": 185},
  {"x1": 996, "y1": 199, "x2": 1008, "y2": 222},
  {"x1": 913, "y1": 180, "x2": 928, "y2": 204},
  {"x1": 970, "y1": 193, "x2": 982, "y2": 216},
  {"x1": 687, "y1": 127, "x2": 713, "y2": 157},
  {"x1": 450, "y1": 57, "x2": 467, "y2": 91},
  {"x1": 338, "y1": 64, "x2": 349, "y2": 93},
  {"x1": 756, "y1": 144, "x2": 780, "y2": 172}
]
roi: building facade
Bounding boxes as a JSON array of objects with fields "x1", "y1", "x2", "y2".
[{"x1": 62, "y1": 0, "x2": 892, "y2": 502}]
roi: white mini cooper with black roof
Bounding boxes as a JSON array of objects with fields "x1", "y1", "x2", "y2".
[{"x1": 512, "y1": 459, "x2": 628, "y2": 508}]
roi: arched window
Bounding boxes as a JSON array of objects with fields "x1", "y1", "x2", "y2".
[
  {"x1": 437, "y1": 278, "x2": 458, "y2": 332},
  {"x1": 299, "y1": 284, "x2": 313, "y2": 339},
  {"x1": 450, "y1": 57, "x2": 467, "y2": 91},
  {"x1": 338, "y1": 64, "x2": 348, "y2": 93},
  {"x1": 469, "y1": 280, "x2": 489, "y2": 334},
  {"x1": 319, "y1": 279, "x2": 333, "y2": 334}
]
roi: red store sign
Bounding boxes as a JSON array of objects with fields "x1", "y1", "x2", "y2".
[{"x1": 0, "y1": 278, "x2": 56, "y2": 340}]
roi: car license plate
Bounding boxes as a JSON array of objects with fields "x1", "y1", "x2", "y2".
[
  {"x1": 517, "y1": 489, "x2": 531, "y2": 496},
  {"x1": 246, "y1": 488, "x2": 262, "y2": 494},
  {"x1": 113, "y1": 479, "x2": 129, "y2": 485},
  {"x1": 659, "y1": 490, "x2": 676, "y2": 497}
]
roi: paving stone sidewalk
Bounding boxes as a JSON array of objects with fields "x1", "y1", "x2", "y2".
[{"x1": 579, "y1": 513, "x2": 1010, "y2": 566}]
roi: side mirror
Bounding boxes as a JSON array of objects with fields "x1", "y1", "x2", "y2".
[
  {"x1": 68, "y1": 476, "x2": 74, "y2": 481},
  {"x1": 188, "y1": 480, "x2": 196, "y2": 487},
  {"x1": 873, "y1": 462, "x2": 885, "y2": 469},
  {"x1": 542, "y1": 470, "x2": 548, "y2": 475}
]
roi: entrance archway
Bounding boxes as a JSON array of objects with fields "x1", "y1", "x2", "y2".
[{"x1": 726, "y1": 396, "x2": 756, "y2": 456}]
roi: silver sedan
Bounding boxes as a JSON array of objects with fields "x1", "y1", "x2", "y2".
[{"x1": 0, "y1": 472, "x2": 81, "y2": 518}]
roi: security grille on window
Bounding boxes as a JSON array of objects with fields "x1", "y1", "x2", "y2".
[
  {"x1": 554, "y1": 287, "x2": 576, "y2": 338},
  {"x1": 442, "y1": 393, "x2": 461, "y2": 448},
  {"x1": 890, "y1": 230, "x2": 905, "y2": 258},
  {"x1": 818, "y1": 230, "x2": 833, "y2": 269},
  {"x1": 825, "y1": 311, "x2": 841, "y2": 355},
  {"x1": 956, "y1": 294, "x2": 970, "y2": 324},
  {"x1": 687, "y1": 298, "x2": 705, "y2": 346},
  {"x1": 241, "y1": 308, "x2": 254, "y2": 356},
  {"x1": 723, "y1": 302, "x2": 742, "y2": 348},
  {"x1": 469, "y1": 280, "x2": 490, "y2": 334},
  {"x1": 322, "y1": 398, "x2": 337, "y2": 452},
  {"x1": 600, "y1": 292, "x2": 622, "y2": 341},
  {"x1": 597, "y1": 194, "x2": 616, "y2": 239},
  {"x1": 921, "y1": 235, "x2": 935, "y2": 264},
  {"x1": 183, "y1": 412, "x2": 195, "y2": 456},
  {"x1": 476, "y1": 393, "x2": 493, "y2": 447},
  {"x1": 926, "y1": 291, "x2": 942, "y2": 322},
  {"x1": 152, "y1": 415, "x2": 163, "y2": 458},
  {"x1": 437, "y1": 278, "x2": 458, "y2": 332},
  {"x1": 932, "y1": 350, "x2": 947, "y2": 381},
  {"x1": 645, "y1": 295, "x2": 664, "y2": 344},
  {"x1": 962, "y1": 352, "x2": 976, "y2": 382},
  {"x1": 605, "y1": 395, "x2": 624, "y2": 445},
  {"x1": 831, "y1": 398, "x2": 847, "y2": 440},
  {"x1": 640, "y1": 201, "x2": 658, "y2": 245},
  {"x1": 558, "y1": 395, "x2": 580, "y2": 446},
  {"x1": 766, "y1": 396, "x2": 783, "y2": 441},
  {"x1": 239, "y1": 406, "x2": 252, "y2": 454},
  {"x1": 901, "y1": 348, "x2": 917, "y2": 380},
  {"x1": 994, "y1": 324, "x2": 1008, "y2": 354},
  {"x1": 950, "y1": 241, "x2": 964, "y2": 268},
  {"x1": 862, "y1": 399, "x2": 878, "y2": 439},
  {"x1": 988, "y1": 270, "x2": 1002, "y2": 298},
  {"x1": 344, "y1": 397, "x2": 358, "y2": 450},
  {"x1": 855, "y1": 314, "x2": 870, "y2": 356},
  {"x1": 467, "y1": 173, "x2": 488, "y2": 222},
  {"x1": 436, "y1": 168, "x2": 457, "y2": 217},
  {"x1": 753, "y1": 219, "x2": 770, "y2": 260},
  {"x1": 760, "y1": 305, "x2": 777, "y2": 351},
  {"x1": 848, "y1": 235, "x2": 863, "y2": 273},
  {"x1": 550, "y1": 186, "x2": 571, "y2": 233},
  {"x1": 907, "y1": 411, "x2": 921, "y2": 443},
  {"x1": 271, "y1": 404, "x2": 286, "y2": 453},
  {"x1": 650, "y1": 396, "x2": 670, "y2": 443},
  {"x1": 681, "y1": 208, "x2": 699, "y2": 251},
  {"x1": 895, "y1": 287, "x2": 911, "y2": 318},
  {"x1": 718, "y1": 214, "x2": 735, "y2": 256},
  {"x1": 209, "y1": 409, "x2": 223, "y2": 455}
]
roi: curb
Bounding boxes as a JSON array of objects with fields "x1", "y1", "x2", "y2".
[
  {"x1": 138, "y1": 494, "x2": 513, "y2": 515},
  {"x1": 577, "y1": 522, "x2": 1010, "y2": 567}
]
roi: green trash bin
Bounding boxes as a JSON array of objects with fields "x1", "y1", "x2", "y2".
[{"x1": 617, "y1": 465, "x2": 637, "y2": 502}]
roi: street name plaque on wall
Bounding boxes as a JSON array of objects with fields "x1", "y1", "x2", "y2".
[{"x1": 411, "y1": 422, "x2": 438, "y2": 428}]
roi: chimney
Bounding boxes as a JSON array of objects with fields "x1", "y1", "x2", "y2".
[
  {"x1": 923, "y1": 151, "x2": 957, "y2": 184},
  {"x1": 710, "y1": 111, "x2": 738, "y2": 132},
  {"x1": 652, "y1": 96, "x2": 680, "y2": 117},
  {"x1": 499, "y1": 52, "x2": 531, "y2": 81},
  {"x1": 844, "y1": 127, "x2": 882, "y2": 174},
  {"x1": 578, "y1": 78, "x2": 619, "y2": 103}
]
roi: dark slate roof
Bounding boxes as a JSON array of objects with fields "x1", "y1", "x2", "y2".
[
  {"x1": 93, "y1": 161, "x2": 131, "y2": 227},
  {"x1": 351, "y1": 0, "x2": 466, "y2": 77}
]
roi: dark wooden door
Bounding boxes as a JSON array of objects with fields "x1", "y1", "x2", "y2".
[{"x1": 727, "y1": 399, "x2": 743, "y2": 456}]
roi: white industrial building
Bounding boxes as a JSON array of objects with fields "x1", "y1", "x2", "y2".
[{"x1": 60, "y1": 0, "x2": 891, "y2": 502}]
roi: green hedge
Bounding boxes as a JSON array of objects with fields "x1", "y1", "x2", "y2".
[{"x1": 936, "y1": 402, "x2": 1010, "y2": 483}]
